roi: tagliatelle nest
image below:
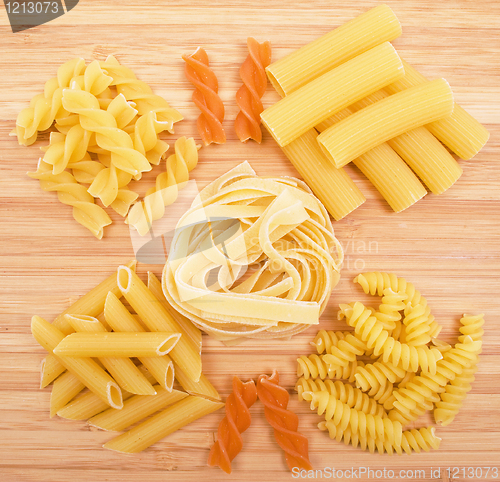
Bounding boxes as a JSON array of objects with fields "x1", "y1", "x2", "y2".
[{"x1": 162, "y1": 161, "x2": 343, "y2": 342}]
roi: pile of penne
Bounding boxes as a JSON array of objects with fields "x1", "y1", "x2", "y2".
[
  {"x1": 31, "y1": 261, "x2": 223, "y2": 454},
  {"x1": 262, "y1": 4, "x2": 489, "y2": 219}
]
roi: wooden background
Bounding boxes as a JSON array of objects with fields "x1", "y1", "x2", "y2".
[{"x1": 0, "y1": 1, "x2": 499, "y2": 481}]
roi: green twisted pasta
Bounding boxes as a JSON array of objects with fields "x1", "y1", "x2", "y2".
[
  {"x1": 298, "y1": 379, "x2": 386, "y2": 417},
  {"x1": 126, "y1": 137, "x2": 200, "y2": 236},
  {"x1": 27, "y1": 160, "x2": 111, "y2": 239},
  {"x1": 99, "y1": 55, "x2": 183, "y2": 128},
  {"x1": 340, "y1": 301, "x2": 443, "y2": 374},
  {"x1": 306, "y1": 391, "x2": 402, "y2": 446}
]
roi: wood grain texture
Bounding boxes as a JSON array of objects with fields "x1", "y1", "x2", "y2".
[{"x1": 0, "y1": 1, "x2": 499, "y2": 481}]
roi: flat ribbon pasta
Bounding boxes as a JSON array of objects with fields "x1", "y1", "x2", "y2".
[{"x1": 162, "y1": 162, "x2": 343, "y2": 342}]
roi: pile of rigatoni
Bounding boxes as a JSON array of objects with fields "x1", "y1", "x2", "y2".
[
  {"x1": 31, "y1": 261, "x2": 223, "y2": 454},
  {"x1": 261, "y1": 4, "x2": 490, "y2": 220}
]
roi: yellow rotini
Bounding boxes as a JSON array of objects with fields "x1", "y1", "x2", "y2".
[
  {"x1": 402, "y1": 303, "x2": 433, "y2": 347},
  {"x1": 317, "y1": 79, "x2": 454, "y2": 168},
  {"x1": 265, "y1": 5, "x2": 401, "y2": 96},
  {"x1": 261, "y1": 42, "x2": 404, "y2": 147},
  {"x1": 297, "y1": 354, "x2": 332, "y2": 380},
  {"x1": 354, "y1": 361, "x2": 406, "y2": 397},
  {"x1": 126, "y1": 137, "x2": 200, "y2": 235},
  {"x1": 311, "y1": 330, "x2": 366, "y2": 355},
  {"x1": 458, "y1": 313, "x2": 485, "y2": 344},
  {"x1": 321, "y1": 333, "x2": 367, "y2": 368},
  {"x1": 374, "y1": 289, "x2": 407, "y2": 331},
  {"x1": 27, "y1": 159, "x2": 112, "y2": 239},
  {"x1": 339, "y1": 302, "x2": 443, "y2": 374},
  {"x1": 298, "y1": 380, "x2": 385, "y2": 417}
]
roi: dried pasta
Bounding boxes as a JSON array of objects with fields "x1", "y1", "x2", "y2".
[
  {"x1": 50, "y1": 371, "x2": 85, "y2": 417},
  {"x1": 261, "y1": 42, "x2": 403, "y2": 147},
  {"x1": 182, "y1": 47, "x2": 226, "y2": 145},
  {"x1": 317, "y1": 79, "x2": 454, "y2": 168},
  {"x1": 40, "y1": 354, "x2": 66, "y2": 388},
  {"x1": 235, "y1": 37, "x2": 272, "y2": 143},
  {"x1": 281, "y1": 130, "x2": 365, "y2": 221},
  {"x1": 265, "y1": 5, "x2": 401, "y2": 96},
  {"x1": 208, "y1": 376, "x2": 257, "y2": 474},
  {"x1": 257, "y1": 371, "x2": 312, "y2": 471},
  {"x1": 162, "y1": 161, "x2": 342, "y2": 341},
  {"x1": 126, "y1": 137, "x2": 200, "y2": 236},
  {"x1": 103, "y1": 395, "x2": 224, "y2": 453}
]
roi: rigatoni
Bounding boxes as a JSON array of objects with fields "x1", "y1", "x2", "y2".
[
  {"x1": 386, "y1": 59, "x2": 489, "y2": 160},
  {"x1": 64, "y1": 314, "x2": 157, "y2": 396},
  {"x1": 89, "y1": 386, "x2": 188, "y2": 432},
  {"x1": 260, "y1": 42, "x2": 404, "y2": 147},
  {"x1": 281, "y1": 129, "x2": 365, "y2": 220},
  {"x1": 53, "y1": 332, "x2": 181, "y2": 357},
  {"x1": 117, "y1": 265, "x2": 203, "y2": 382},
  {"x1": 266, "y1": 4, "x2": 402, "y2": 96},
  {"x1": 103, "y1": 395, "x2": 224, "y2": 453},
  {"x1": 31, "y1": 315, "x2": 123, "y2": 409},
  {"x1": 317, "y1": 79, "x2": 454, "y2": 168}
]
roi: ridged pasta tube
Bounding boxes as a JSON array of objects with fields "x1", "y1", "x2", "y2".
[
  {"x1": 299, "y1": 381, "x2": 386, "y2": 417},
  {"x1": 27, "y1": 160, "x2": 112, "y2": 239},
  {"x1": 99, "y1": 55, "x2": 183, "y2": 128},
  {"x1": 340, "y1": 302, "x2": 443, "y2": 374},
  {"x1": 126, "y1": 137, "x2": 200, "y2": 236},
  {"x1": 235, "y1": 37, "x2": 272, "y2": 143},
  {"x1": 306, "y1": 391, "x2": 402, "y2": 446}
]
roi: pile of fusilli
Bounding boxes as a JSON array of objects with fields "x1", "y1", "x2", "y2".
[
  {"x1": 296, "y1": 272, "x2": 484, "y2": 455},
  {"x1": 15, "y1": 56, "x2": 184, "y2": 238}
]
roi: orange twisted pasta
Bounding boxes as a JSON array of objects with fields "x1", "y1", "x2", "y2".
[
  {"x1": 208, "y1": 376, "x2": 257, "y2": 474},
  {"x1": 235, "y1": 37, "x2": 272, "y2": 144},
  {"x1": 182, "y1": 47, "x2": 226, "y2": 146},
  {"x1": 257, "y1": 371, "x2": 312, "y2": 472}
]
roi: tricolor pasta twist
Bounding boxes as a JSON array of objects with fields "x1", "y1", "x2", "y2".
[
  {"x1": 340, "y1": 302, "x2": 443, "y2": 374},
  {"x1": 257, "y1": 371, "x2": 312, "y2": 471},
  {"x1": 126, "y1": 137, "x2": 200, "y2": 235},
  {"x1": 208, "y1": 376, "x2": 257, "y2": 474},
  {"x1": 99, "y1": 55, "x2": 183, "y2": 128},
  {"x1": 234, "y1": 37, "x2": 272, "y2": 143},
  {"x1": 299, "y1": 381, "x2": 386, "y2": 417},
  {"x1": 27, "y1": 160, "x2": 111, "y2": 239},
  {"x1": 182, "y1": 47, "x2": 226, "y2": 145}
]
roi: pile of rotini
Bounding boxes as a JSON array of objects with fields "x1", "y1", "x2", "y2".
[
  {"x1": 296, "y1": 272, "x2": 484, "y2": 455},
  {"x1": 13, "y1": 56, "x2": 200, "y2": 238}
]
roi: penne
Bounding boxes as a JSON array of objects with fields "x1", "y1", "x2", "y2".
[
  {"x1": 281, "y1": 129, "x2": 365, "y2": 220},
  {"x1": 58, "y1": 367, "x2": 157, "y2": 420},
  {"x1": 64, "y1": 314, "x2": 157, "y2": 396},
  {"x1": 103, "y1": 395, "x2": 224, "y2": 453},
  {"x1": 104, "y1": 292, "x2": 175, "y2": 391},
  {"x1": 54, "y1": 332, "x2": 181, "y2": 358},
  {"x1": 117, "y1": 266, "x2": 202, "y2": 382},
  {"x1": 50, "y1": 371, "x2": 85, "y2": 418},
  {"x1": 174, "y1": 363, "x2": 221, "y2": 401},
  {"x1": 147, "y1": 272, "x2": 202, "y2": 354},
  {"x1": 52, "y1": 259, "x2": 137, "y2": 335},
  {"x1": 31, "y1": 315, "x2": 123, "y2": 409},
  {"x1": 266, "y1": 4, "x2": 402, "y2": 96},
  {"x1": 317, "y1": 79, "x2": 454, "y2": 168},
  {"x1": 386, "y1": 59, "x2": 489, "y2": 160},
  {"x1": 260, "y1": 42, "x2": 404, "y2": 147},
  {"x1": 40, "y1": 354, "x2": 66, "y2": 388},
  {"x1": 88, "y1": 386, "x2": 188, "y2": 431}
]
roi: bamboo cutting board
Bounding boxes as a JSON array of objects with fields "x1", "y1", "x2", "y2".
[{"x1": 0, "y1": 1, "x2": 499, "y2": 481}]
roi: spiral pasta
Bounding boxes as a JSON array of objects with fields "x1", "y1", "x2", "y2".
[
  {"x1": 310, "y1": 330, "x2": 363, "y2": 355},
  {"x1": 402, "y1": 303, "x2": 432, "y2": 346},
  {"x1": 297, "y1": 355, "x2": 332, "y2": 380},
  {"x1": 208, "y1": 376, "x2": 257, "y2": 474},
  {"x1": 162, "y1": 161, "x2": 342, "y2": 341},
  {"x1": 182, "y1": 47, "x2": 226, "y2": 146},
  {"x1": 257, "y1": 371, "x2": 312, "y2": 471},
  {"x1": 354, "y1": 361, "x2": 406, "y2": 397},
  {"x1": 126, "y1": 137, "x2": 200, "y2": 236},
  {"x1": 299, "y1": 380, "x2": 386, "y2": 417},
  {"x1": 373, "y1": 288, "x2": 406, "y2": 331},
  {"x1": 235, "y1": 37, "x2": 272, "y2": 143},
  {"x1": 306, "y1": 391, "x2": 402, "y2": 446},
  {"x1": 27, "y1": 160, "x2": 112, "y2": 239},
  {"x1": 458, "y1": 313, "x2": 484, "y2": 344},
  {"x1": 321, "y1": 333, "x2": 367, "y2": 367},
  {"x1": 340, "y1": 302, "x2": 443, "y2": 374},
  {"x1": 396, "y1": 427, "x2": 441, "y2": 455}
]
